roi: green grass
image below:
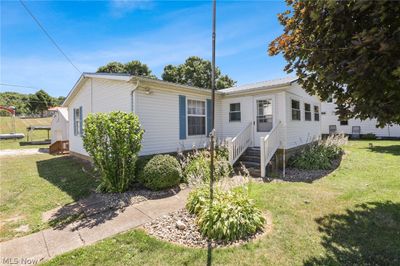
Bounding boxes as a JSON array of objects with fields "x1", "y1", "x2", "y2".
[
  {"x1": 0, "y1": 116, "x2": 52, "y2": 150},
  {"x1": 44, "y1": 140, "x2": 400, "y2": 265},
  {"x1": 0, "y1": 154, "x2": 98, "y2": 241}
]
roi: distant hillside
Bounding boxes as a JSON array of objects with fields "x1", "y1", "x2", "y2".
[{"x1": 0, "y1": 91, "x2": 65, "y2": 116}]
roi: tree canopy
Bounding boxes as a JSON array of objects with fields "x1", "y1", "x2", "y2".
[
  {"x1": 269, "y1": 0, "x2": 400, "y2": 126},
  {"x1": 97, "y1": 60, "x2": 156, "y2": 78},
  {"x1": 161, "y1": 56, "x2": 236, "y2": 89},
  {"x1": 0, "y1": 90, "x2": 64, "y2": 116}
]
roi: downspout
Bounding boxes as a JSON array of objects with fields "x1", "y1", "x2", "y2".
[{"x1": 131, "y1": 80, "x2": 140, "y2": 113}]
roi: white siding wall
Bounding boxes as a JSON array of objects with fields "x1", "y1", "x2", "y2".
[
  {"x1": 321, "y1": 102, "x2": 400, "y2": 137},
  {"x1": 219, "y1": 91, "x2": 286, "y2": 146},
  {"x1": 136, "y1": 87, "x2": 217, "y2": 155},
  {"x1": 50, "y1": 111, "x2": 68, "y2": 144},
  {"x1": 284, "y1": 84, "x2": 321, "y2": 149}
]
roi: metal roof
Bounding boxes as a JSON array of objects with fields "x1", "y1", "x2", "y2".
[{"x1": 219, "y1": 76, "x2": 298, "y2": 94}]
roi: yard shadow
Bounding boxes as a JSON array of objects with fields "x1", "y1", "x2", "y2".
[
  {"x1": 367, "y1": 145, "x2": 400, "y2": 156},
  {"x1": 304, "y1": 201, "x2": 400, "y2": 265},
  {"x1": 36, "y1": 156, "x2": 97, "y2": 202}
]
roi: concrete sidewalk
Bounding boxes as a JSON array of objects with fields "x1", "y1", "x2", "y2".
[{"x1": 0, "y1": 189, "x2": 190, "y2": 265}]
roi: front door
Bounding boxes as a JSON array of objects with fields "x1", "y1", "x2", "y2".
[{"x1": 254, "y1": 97, "x2": 273, "y2": 146}]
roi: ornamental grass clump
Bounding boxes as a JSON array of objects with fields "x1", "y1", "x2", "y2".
[
  {"x1": 289, "y1": 134, "x2": 347, "y2": 170},
  {"x1": 186, "y1": 187, "x2": 265, "y2": 242},
  {"x1": 182, "y1": 147, "x2": 232, "y2": 186},
  {"x1": 83, "y1": 111, "x2": 144, "y2": 192}
]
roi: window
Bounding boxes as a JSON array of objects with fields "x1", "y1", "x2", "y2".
[
  {"x1": 329, "y1": 125, "x2": 337, "y2": 134},
  {"x1": 304, "y1": 103, "x2": 311, "y2": 121},
  {"x1": 340, "y1": 120, "x2": 348, "y2": 126},
  {"x1": 73, "y1": 107, "x2": 82, "y2": 136},
  {"x1": 229, "y1": 103, "x2": 241, "y2": 122},
  {"x1": 314, "y1": 105, "x2": 320, "y2": 121},
  {"x1": 187, "y1": 99, "x2": 206, "y2": 136},
  {"x1": 291, "y1": 100, "x2": 301, "y2": 120},
  {"x1": 327, "y1": 94, "x2": 333, "y2": 103}
]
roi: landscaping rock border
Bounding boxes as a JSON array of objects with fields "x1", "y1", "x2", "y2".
[{"x1": 143, "y1": 208, "x2": 272, "y2": 248}]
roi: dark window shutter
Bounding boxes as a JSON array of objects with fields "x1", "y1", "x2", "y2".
[
  {"x1": 79, "y1": 106, "x2": 83, "y2": 136},
  {"x1": 73, "y1": 108, "x2": 77, "y2": 136},
  {"x1": 179, "y1": 95, "x2": 186, "y2": 140},
  {"x1": 206, "y1": 99, "x2": 212, "y2": 136}
]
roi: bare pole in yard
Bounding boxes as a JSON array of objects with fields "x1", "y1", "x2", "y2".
[
  {"x1": 207, "y1": 0, "x2": 216, "y2": 265},
  {"x1": 209, "y1": 0, "x2": 216, "y2": 200}
]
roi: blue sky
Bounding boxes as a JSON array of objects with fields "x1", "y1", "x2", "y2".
[{"x1": 1, "y1": 0, "x2": 289, "y2": 97}]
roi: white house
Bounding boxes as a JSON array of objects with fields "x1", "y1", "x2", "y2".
[
  {"x1": 61, "y1": 73, "x2": 321, "y2": 177},
  {"x1": 49, "y1": 107, "x2": 69, "y2": 144},
  {"x1": 321, "y1": 100, "x2": 400, "y2": 138}
]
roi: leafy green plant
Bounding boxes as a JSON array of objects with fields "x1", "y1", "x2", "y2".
[
  {"x1": 82, "y1": 111, "x2": 144, "y2": 192},
  {"x1": 139, "y1": 155, "x2": 182, "y2": 190},
  {"x1": 186, "y1": 187, "x2": 265, "y2": 241},
  {"x1": 289, "y1": 135, "x2": 346, "y2": 170},
  {"x1": 182, "y1": 150, "x2": 232, "y2": 186},
  {"x1": 361, "y1": 133, "x2": 377, "y2": 140}
]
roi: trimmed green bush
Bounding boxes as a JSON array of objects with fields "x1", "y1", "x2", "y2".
[
  {"x1": 186, "y1": 187, "x2": 265, "y2": 241},
  {"x1": 82, "y1": 111, "x2": 144, "y2": 192},
  {"x1": 139, "y1": 155, "x2": 182, "y2": 190}
]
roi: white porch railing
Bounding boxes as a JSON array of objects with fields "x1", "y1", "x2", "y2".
[
  {"x1": 260, "y1": 120, "x2": 282, "y2": 177},
  {"x1": 226, "y1": 122, "x2": 252, "y2": 164}
]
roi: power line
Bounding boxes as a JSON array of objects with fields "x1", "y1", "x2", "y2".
[
  {"x1": 19, "y1": 0, "x2": 82, "y2": 74},
  {"x1": 0, "y1": 83, "x2": 41, "y2": 90}
]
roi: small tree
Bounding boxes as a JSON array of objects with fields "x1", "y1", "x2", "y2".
[{"x1": 83, "y1": 111, "x2": 144, "y2": 192}]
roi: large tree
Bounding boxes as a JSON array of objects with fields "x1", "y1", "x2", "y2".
[
  {"x1": 269, "y1": 0, "x2": 400, "y2": 126},
  {"x1": 161, "y1": 56, "x2": 236, "y2": 89},
  {"x1": 28, "y1": 90, "x2": 53, "y2": 117},
  {"x1": 97, "y1": 60, "x2": 156, "y2": 78}
]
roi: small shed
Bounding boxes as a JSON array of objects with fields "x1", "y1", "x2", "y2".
[{"x1": 49, "y1": 107, "x2": 69, "y2": 144}]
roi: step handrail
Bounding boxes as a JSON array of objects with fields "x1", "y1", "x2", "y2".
[
  {"x1": 260, "y1": 120, "x2": 282, "y2": 177},
  {"x1": 226, "y1": 122, "x2": 252, "y2": 164}
]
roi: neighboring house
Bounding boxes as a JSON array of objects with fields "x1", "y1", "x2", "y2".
[
  {"x1": 62, "y1": 73, "x2": 321, "y2": 177},
  {"x1": 49, "y1": 107, "x2": 69, "y2": 144},
  {"x1": 321, "y1": 100, "x2": 400, "y2": 138}
]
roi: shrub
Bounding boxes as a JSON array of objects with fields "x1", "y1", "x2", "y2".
[
  {"x1": 83, "y1": 111, "x2": 144, "y2": 192},
  {"x1": 289, "y1": 135, "x2": 346, "y2": 170},
  {"x1": 361, "y1": 133, "x2": 377, "y2": 140},
  {"x1": 139, "y1": 155, "x2": 182, "y2": 190},
  {"x1": 183, "y1": 150, "x2": 232, "y2": 186},
  {"x1": 186, "y1": 187, "x2": 265, "y2": 241}
]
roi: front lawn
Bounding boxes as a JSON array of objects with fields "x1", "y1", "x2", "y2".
[
  {"x1": 0, "y1": 154, "x2": 97, "y2": 241},
  {"x1": 0, "y1": 116, "x2": 52, "y2": 150},
  {"x1": 44, "y1": 140, "x2": 400, "y2": 265}
]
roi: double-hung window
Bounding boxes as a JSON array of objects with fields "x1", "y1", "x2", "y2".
[
  {"x1": 187, "y1": 99, "x2": 206, "y2": 136},
  {"x1": 304, "y1": 103, "x2": 311, "y2": 121},
  {"x1": 73, "y1": 107, "x2": 82, "y2": 136},
  {"x1": 314, "y1": 105, "x2": 320, "y2": 121},
  {"x1": 229, "y1": 103, "x2": 241, "y2": 122},
  {"x1": 291, "y1": 100, "x2": 301, "y2": 120}
]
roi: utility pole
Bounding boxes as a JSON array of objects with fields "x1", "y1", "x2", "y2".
[{"x1": 209, "y1": 0, "x2": 216, "y2": 198}]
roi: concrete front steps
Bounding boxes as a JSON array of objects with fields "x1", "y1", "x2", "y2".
[{"x1": 235, "y1": 147, "x2": 262, "y2": 177}]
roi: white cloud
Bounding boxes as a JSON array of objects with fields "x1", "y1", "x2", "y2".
[{"x1": 110, "y1": 0, "x2": 154, "y2": 17}]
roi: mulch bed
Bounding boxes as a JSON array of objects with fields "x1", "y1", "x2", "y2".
[{"x1": 143, "y1": 208, "x2": 272, "y2": 248}]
